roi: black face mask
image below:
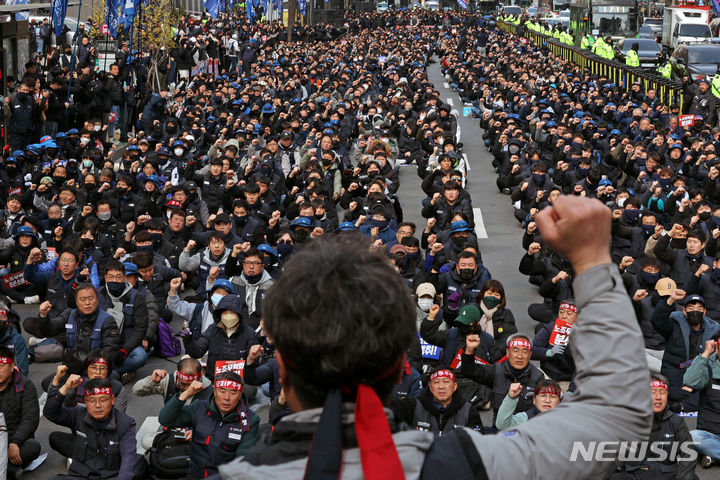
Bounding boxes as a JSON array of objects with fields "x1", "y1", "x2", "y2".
[
  {"x1": 116, "y1": 187, "x2": 129, "y2": 197},
  {"x1": 459, "y1": 268, "x2": 475, "y2": 281},
  {"x1": 454, "y1": 235, "x2": 467, "y2": 248},
  {"x1": 107, "y1": 281, "x2": 126, "y2": 297},
  {"x1": 699, "y1": 211, "x2": 712, "y2": 221},
  {"x1": 686, "y1": 310, "x2": 704, "y2": 326},
  {"x1": 295, "y1": 229, "x2": 309, "y2": 243},
  {"x1": 234, "y1": 214, "x2": 248, "y2": 226},
  {"x1": 53, "y1": 175, "x2": 66, "y2": 185},
  {"x1": 81, "y1": 237, "x2": 94, "y2": 249}
]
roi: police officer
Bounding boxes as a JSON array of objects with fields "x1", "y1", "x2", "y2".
[
  {"x1": 657, "y1": 53, "x2": 672, "y2": 79},
  {"x1": 391, "y1": 367, "x2": 483, "y2": 437},
  {"x1": 712, "y1": 65, "x2": 720, "y2": 100},
  {"x1": 580, "y1": 32, "x2": 595, "y2": 50},
  {"x1": 158, "y1": 371, "x2": 259, "y2": 479},
  {"x1": 2, "y1": 79, "x2": 40, "y2": 151},
  {"x1": 626, "y1": 42, "x2": 640, "y2": 67},
  {"x1": 44, "y1": 375, "x2": 142, "y2": 480}
]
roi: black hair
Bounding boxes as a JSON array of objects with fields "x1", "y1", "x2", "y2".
[
  {"x1": 208, "y1": 230, "x2": 226, "y2": 243},
  {"x1": 84, "y1": 377, "x2": 113, "y2": 392},
  {"x1": 0, "y1": 345, "x2": 14, "y2": 361},
  {"x1": 86, "y1": 349, "x2": 113, "y2": 376},
  {"x1": 103, "y1": 259, "x2": 125, "y2": 276},
  {"x1": 263, "y1": 233, "x2": 415, "y2": 408},
  {"x1": 215, "y1": 370, "x2": 244, "y2": 385},
  {"x1": 73, "y1": 282, "x2": 96, "y2": 299}
]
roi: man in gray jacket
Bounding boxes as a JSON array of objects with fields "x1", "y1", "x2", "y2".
[{"x1": 216, "y1": 196, "x2": 652, "y2": 479}]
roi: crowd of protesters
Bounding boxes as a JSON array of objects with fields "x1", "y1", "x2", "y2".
[{"x1": 0, "y1": 3, "x2": 713, "y2": 479}]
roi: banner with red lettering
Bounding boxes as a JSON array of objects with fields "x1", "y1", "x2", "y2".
[
  {"x1": 449, "y1": 349, "x2": 489, "y2": 370},
  {"x1": 3, "y1": 271, "x2": 28, "y2": 289},
  {"x1": 549, "y1": 319, "x2": 573, "y2": 346},
  {"x1": 214, "y1": 360, "x2": 245, "y2": 378}
]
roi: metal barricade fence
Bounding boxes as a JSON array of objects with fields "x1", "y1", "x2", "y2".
[{"x1": 496, "y1": 21, "x2": 684, "y2": 111}]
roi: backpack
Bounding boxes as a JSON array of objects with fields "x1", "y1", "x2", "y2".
[
  {"x1": 147, "y1": 429, "x2": 190, "y2": 478},
  {"x1": 156, "y1": 318, "x2": 181, "y2": 358}
]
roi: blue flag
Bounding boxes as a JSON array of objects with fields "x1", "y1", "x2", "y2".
[
  {"x1": 247, "y1": 0, "x2": 256, "y2": 24},
  {"x1": 105, "y1": 0, "x2": 124, "y2": 37},
  {"x1": 52, "y1": 0, "x2": 69, "y2": 37},
  {"x1": 297, "y1": 0, "x2": 305, "y2": 16},
  {"x1": 457, "y1": 0, "x2": 468, "y2": 9},
  {"x1": 272, "y1": 0, "x2": 281, "y2": 15},
  {"x1": 203, "y1": 0, "x2": 221, "y2": 19}
]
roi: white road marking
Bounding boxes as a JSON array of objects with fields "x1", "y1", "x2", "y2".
[
  {"x1": 473, "y1": 207, "x2": 488, "y2": 239},
  {"x1": 446, "y1": 97, "x2": 454, "y2": 107},
  {"x1": 443, "y1": 82, "x2": 449, "y2": 88}
]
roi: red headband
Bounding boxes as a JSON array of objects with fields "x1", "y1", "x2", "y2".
[
  {"x1": 559, "y1": 303, "x2": 577, "y2": 313},
  {"x1": 0, "y1": 356, "x2": 12, "y2": 365},
  {"x1": 85, "y1": 387, "x2": 112, "y2": 397},
  {"x1": 177, "y1": 371, "x2": 201, "y2": 383},
  {"x1": 429, "y1": 369, "x2": 456, "y2": 382},
  {"x1": 214, "y1": 379, "x2": 243, "y2": 391},
  {"x1": 89, "y1": 357, "x2": 107, "y2": 366},
  {"x1": 535, "y1": 385, "x2": 562, "y2": 397},
  {"x1": 0, "y1": 309, "x2": 8, "y2": 319},
  {"x1": 651, "y1": 380, "x2": 668, "y2": 391},
  {"x1": 508, "y1": 338, "x2": 532, "y2": 350}
]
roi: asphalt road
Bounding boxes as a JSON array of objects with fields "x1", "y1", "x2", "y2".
[{"x1": 14, "y1": 61, "x2": 718, "y2": 478}]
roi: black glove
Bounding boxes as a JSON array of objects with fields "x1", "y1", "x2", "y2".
[{"x1": 114, "y1": 348, "x2": 129, "y2": 366}]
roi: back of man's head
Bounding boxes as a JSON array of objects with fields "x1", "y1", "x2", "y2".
[{"x1": 264, "y1": 233, "x2": 416, "y2": 408}]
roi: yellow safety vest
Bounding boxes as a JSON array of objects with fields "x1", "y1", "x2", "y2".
[
  {"x1": 626, "y1": 50, "x2": 639, "y2": 67},
  {"x1": 657, "y1": 62, "x2": 672, "y2": 79},
  {"x1": 712, "y1": 74, "x2": 720, "y2": 99}
]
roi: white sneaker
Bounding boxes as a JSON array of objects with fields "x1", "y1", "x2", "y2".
[
  {"x1": 28, "y1": 336, "x2": 46, "y2": 347},
  {"x1": 24, "y1": 295, "x2": 40, "y2": 304}
]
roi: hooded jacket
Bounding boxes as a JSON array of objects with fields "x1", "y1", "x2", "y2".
[{"x1": 182, "y1": 295, "x2": 259, "y2": 379}]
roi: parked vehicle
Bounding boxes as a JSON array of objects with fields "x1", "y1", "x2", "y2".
[
  {"x1": 662, "y1": 6, "x2": 712, "y2": 50},
  {"x1": 671, "y1": 43, "x2": 720, "y2": 81},
  {"x1": 642, "y1": 17, "x2": 663, "y2": 38},
  {"x1": 614, "y1": 37, "x2": 662, "y2": 66},
  {"x1": 636, "y1": 25, "x2": 658, "y2": 40}
]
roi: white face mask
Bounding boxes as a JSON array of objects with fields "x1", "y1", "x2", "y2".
[
  {"x1": 94, "y1": 125, "x2": 102, "y2": 132},
  {"x1": 80, "y1": 137, "x2": 90, "y2": 145},
  {"x1": 221, "y1": 311, "x2": 240, "y2": 329},
  {"x1": 174, "y1": 148, "x2": 184, "y2": 157},
  {"x1": 417, "y1": 298, "x2": 434, "y2": 312}
]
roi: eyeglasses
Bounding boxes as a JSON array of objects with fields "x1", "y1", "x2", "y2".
[
  {"x1": 58, "y1": 258, "x2": 75, "y2": 264},
  {"x1": 88, "y1": 365, "x2": 108, "y2": 373},
  {"x1": 85, "y1": 396, "x2": 111, "y2": 405},
  {"x1": 243, "y1": 261, "x2": 263, "y2": 266}
]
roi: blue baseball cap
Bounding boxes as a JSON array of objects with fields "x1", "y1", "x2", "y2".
[
  {"x1": 290, "y1": 217, "x2": 313, "y2": 229},
  {"x1": 257, "y1": 243, "x2": 278, "y2": 259},
  {"x1": 211, "y1": 279, "x2": 235, "y2": 295},
  {"x1": 14, "y1": 226, "x2": 36, "y2": 238},
  {"x1": 610, "y1": 129, "x2": 621, "y2": 136},
  {"x1": 123, "y1": 262, "x2": 138, "y2": 275},
  {"x1": 450, "y1": 220, "x2": 472, "y2": 233},
  {"x1": 336, "y1": 222, "x2": 357, "y2": 232}
]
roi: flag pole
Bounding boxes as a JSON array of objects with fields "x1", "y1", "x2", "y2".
[{"x1": 66, "y1": 0, "x2": 83, "y2": 106}]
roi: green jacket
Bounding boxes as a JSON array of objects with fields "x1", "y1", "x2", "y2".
[{"x1": 683, "y1": 353, "x2": 720, "y2": 390}]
